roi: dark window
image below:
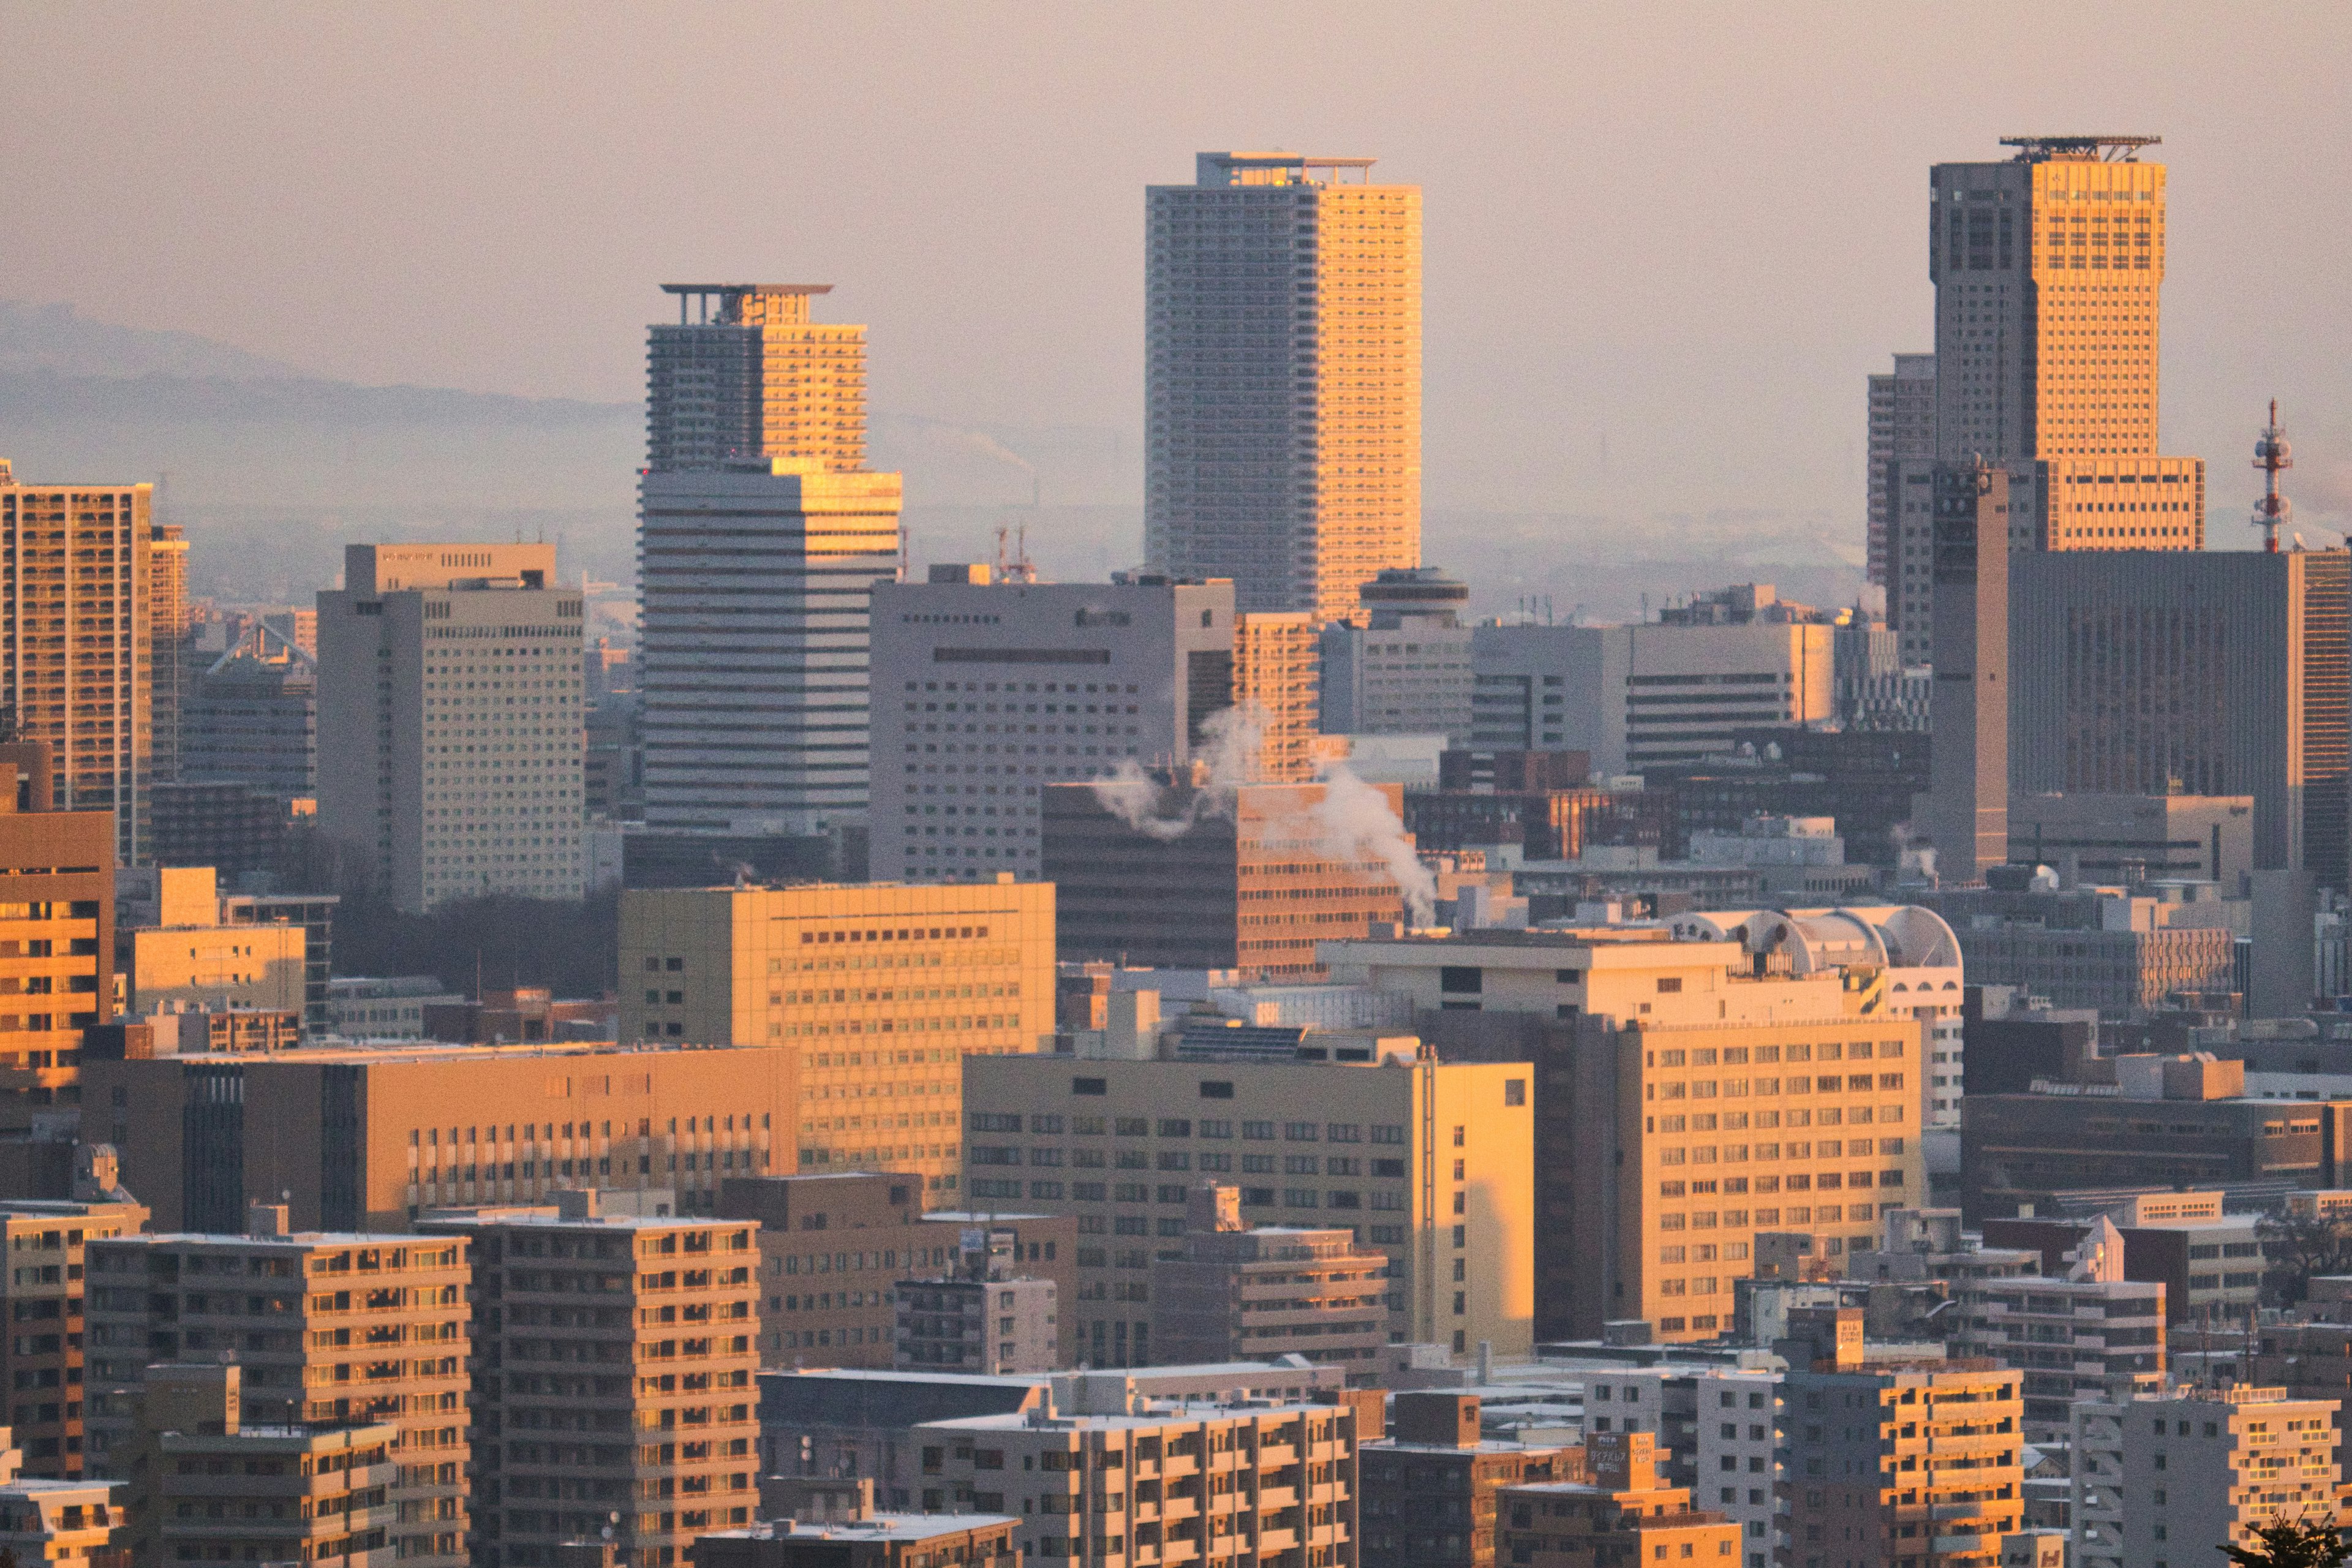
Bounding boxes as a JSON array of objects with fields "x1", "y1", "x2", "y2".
[
  {"x1": 1440, "y1": 967, "x2": 1483, "y2": 995},
  {"x1": 1073, "y1": 1077, "x2": 1107, "y2": 1096},
  {"x1": 1199, "y1": 1081, "x2": 1234, "y2": 1099}
]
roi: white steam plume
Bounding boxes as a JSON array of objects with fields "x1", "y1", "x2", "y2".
[{"x1": 1311, "y1": 763, "x2": 1439, "y2": 927}]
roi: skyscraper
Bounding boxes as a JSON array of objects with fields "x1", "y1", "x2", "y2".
[
  {"x1": 1928, "y1": 462, "x2": 2011, "y2": 883},
  {"x1": 1146, "y1": 151, "x2": 1422, "y2": 624},
  {"x1": 0, "y1": 462, "x2": 156, "y2": 864},
  {"x1": 1868, "y1": 353, "x2": 1935, "y2": 646},
  {"x1": 315, "y1": 544, "x2": 586, "y2": 911},
  {"x1": 638, "y1": 287, "x2": 902, "y2": 841}
]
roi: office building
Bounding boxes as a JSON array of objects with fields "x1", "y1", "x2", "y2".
[
  {"x1": 146, "y1": 782, "x2": 300, "y2": 881},
  {"x1": 1932, "y1": 893, "x2": 2237, "y2": 1017},
  {"x1": 316, "y1": 543, "x2": 586, "y2": 912},
  {"x1": 1959, "y1": 1055, "x2": 2352, "y2": 1221},
  {"x1": 922, "y1": 1390, "x2": 1364, "y2": 1568},
  {"x1": 1317, "y1": 567, "x2": 1476, "y2": 742},
  {"x1": 692, "y1": 1509, "x2": 1017, "y2": 1568},
  {"x1": 893, "y1": 1269, "x2": 1057, "y2": 1376},
  {"x1": 1941, "y1": 1216, "x2": 2166, "y2": 1438},
  {"x1": 1593, "y1": 1366, "x2": 1781, "y2": 1567},
  {"x1": 961, "y1": 1051, "x2": 1536, "y2": 1366},
  {"x1": 115, "y1": 865, "x2": 305, "y2": 1017},
  {"x1": 1146, "y1": 151, "x2": 1422, "y2": 623},
  {"x1": 1470, "y1": 617, "x2": 1834, "y2": 775},
  {"x1": 1325, "y1": 922, "x2": 1935, "y2": 1342},
  {"x1": 121, "y1": 1361, "x2": 414, "y2": 1568},
  {"x1": 647, "y1": 284, "x2": 865, "y2": 475},
  {"x1": 618, "y1": 881, "x2": 1055, "y2": 1194},
  {"x1": 867, "y1": 571, "x2": 1238, "y2": 883},
  {"x1": 2008, "y1": 791, "x2": 2253, "y2": 887},
  {"x1": 1360, "y1": 1392, "x2": 1577, "y2": 1568},
  {"x1": 1148, "y1": 1183, "x2": 1390, "y2": 1371},
  {"x1": 1985, "y1": 1194, "x2": 2278, "y2": 1329},
  {"x1": 1868, "y1": 353, "x2": 1936, "y2": 594},
  {"x1": 178, "y1": 614, "x2": 316, "y2": 799},
  {"x1": 85, "y1": 1213, "x2": 469, "y2": 1568},
  {"x1": 0, "y1": 767, "x2": 113, "y2": 1128},
  {"x1": 638, "y1": 459, "x2": 900, "y2": 839},
  {"x1": 0, "y1": 1180, "x2": 148, "y2": 1477},
  {"x1": 1234, "y1": 611, "x2": 1319, "y2": 783},
  {"x1": 2071, "y1": 1385, "x2": 2350, "y2": 1568},
  {"x1": 1926, "y1": 461, "x2": 2010, "y2": 884},
  {"x1": 420, "y1": 1195, "x2": 758, "y2": 1568},
  {"x1": 1774, "y1": 1350, "x2": 2023, "y2": 1568},
  {"x1": 83, "y1": 1036, "x2": 796, "y2": 1232},
  {"x1": 0, "y1": 1429, "x2": 119, "y2": 1565},
  {"x1": 1042, "y1": 775, "x2": 1409, "y2": 981},
  {"x1": 718, "y1": 1174, "x2": 1077, "y2": 1368},
  {"x1": 0, "y1": 462, "x2": 157, "y2": 864},
  {"x1": 1497, "y1": 1431, "x2": 1740, "y2": 1568},
  {"x1": 2010, "y1": 546, "x2": 2352, "y2": 892},
  {"x1": 324, "y1": 974, "x2": 466, "y2": 1041}
]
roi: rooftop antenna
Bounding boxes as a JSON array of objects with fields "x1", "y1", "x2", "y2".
[{"x1": 2253, "y1": 399, "x2": 2293, "y2": 554}]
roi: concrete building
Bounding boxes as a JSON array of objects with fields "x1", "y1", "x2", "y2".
[
  {"x1": 0, "y1": 1428, "x2": 120, "y2": 1566},
  {"x1": 646, "y1": 284, "x2": 866, "y2": 475},
  {"x1": 2008, "y1": 791, "x2": 2254, "y2": 888},
  {"x1": 1775, "y1": 1348, "x2": 2023, "y2": 1568},
  {"x1": 2009, "y1": 546, "x2": 2352, "y2": 892},
  {"x1": 922, "y1": 1389, "x2": 1364, "y2": 1568},
  {"x1": 865, "y1": 571, "x2": 1238, "y2": 883},
  {"x1": 893, "y1": 1270, "x2": 1057, "y2": 1376},
  {"x1": 83, "y1": 1036, "x2": 796, "y2": 1232},
  {"x1": 1148, "y1": 1183, "x2": 1390, "y2": 1373},
  {"x1": 0, "y1": 774, "x2": 115, "y2": 1128},
  {"x1": 2071, "y1": 1385, "x2": 2349, "y2": 1568},
  {"x1": 1042, "y1": 776, "x2": 1410, "y2": 981},
  {"x1": 145, "y1": 780, "x2": 300, "y2": 882},
  {"x1": 1497, "y1": 1431, "x2": 1740, "y2": 1568},
  {"x1": 178, "y1": 615, "x2": 315, "y2": 801},
  {"x1": 1317, "y1": 567, "x2": 1476, "y2": 742},
  {"x1": 1325, "y1": 925, "x2": 1934, "y2": 1341},
  {"x1": 1234, "y1": 611, "x2": 1320, "y2": 784},
  {"x1": 121, "y1": 1360, "x2": 413, "y2": 1568},
  {"x1": 0, "y1": 1180, "x2": 148, "y2": 1477},
  {"x1": 1469, "y1": 619, "x2": 1834, "y2": 776},
  {"x1": 316, "y1": 543, "x2": 586, "y2": 911},
  {"x1": 85, "y1": 1212, "x2": 469, "y2": 1568},
  {"x1": 420, "y1": 1194, "x2": 760, "y2": 1568},
  {"x1": 1595, "y1": 1366, "x2": 1782, "y2": 1567},
  {"x1": 617, "y1": 880, "x2": 1055, "y2": 1196},
  {"x1": 692, "y1": 1509, "x2": 1018, "y2": 1568},
  {"x1": 1939, "y1": 1216, "x2": 2166, "y2": 1439},
  {"x1": 0, "y1": 463, "x2": 157, "y2": 864},
  {"x1": 1360, "y1": 1391, "x2": 1577, "y2": 1568},
  {"x1": 1146, "y1": 150, "x2": 1422, "y2": 624},
  {"x1": 325, "y1": 975, "x2": 467, "y2": 1041},
  {"x1": 1868, "y1": 353, "x2": 1936, "y2": 599},
  {"x1": 961, "y1": 1051, "x2": 1536, "y2": 1366},
  {"x1": 637, "y1": 459, "x2": 902, "y2": 839},
  {"x1": 717, "y1": 1173, "x2": 1076, "y2": 1368},
  {"x1": 1925, "y1": 461, "x2": 2011, "y2": 884},
  {"x1": 115, "y1": 865, "x2": 306, "y2": 1017}
]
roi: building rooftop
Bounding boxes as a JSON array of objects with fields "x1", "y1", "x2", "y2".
[
  {"x1": 925, "y1": 1398, "x2": 1340, "y2": 1434},
  {"x1": 701, "y1": 1514, "x2": 1014, "y2": 1544}
]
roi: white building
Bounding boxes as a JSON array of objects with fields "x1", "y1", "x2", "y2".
[
  {"x1": 1317, "y1": 567, "x2": 1474, "y2": 742},
  {"x1": 637, "y1": 458, "x2": 901, "y2": 836},
  {"x1": 1602, "y1": 1366, "x2": 1783, "y2": 1568},
  {"x1": 2072, "y1": 1385, "x2": 2349, "y2": 1568},
  {"x1": 315, "y1": 544, "x2": 585, "y2": 912},
  {"x1": 867, "y1": 570, "x2": 1236, "y2": 883}
]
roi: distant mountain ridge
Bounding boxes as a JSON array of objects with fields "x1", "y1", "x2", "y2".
[{"x1": 0, "y1": 299, "x2": 317, "y2": 381}]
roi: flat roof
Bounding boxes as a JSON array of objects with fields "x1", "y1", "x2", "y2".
[
  {"x1": 660, "y1": 283, "x2": 832, "y2": 296},
  {"x1": 703, "y1": 1514, "x2": 1014, "y2": 1544}
]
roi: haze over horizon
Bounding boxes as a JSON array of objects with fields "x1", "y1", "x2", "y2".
[{"x1": 5, "y1": 2, "x2": 2350, "y2": 603}]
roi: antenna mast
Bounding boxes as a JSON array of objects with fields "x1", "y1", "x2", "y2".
[{"x1": 2253, "y1": 398, "x2": 2293, "y2": 554}]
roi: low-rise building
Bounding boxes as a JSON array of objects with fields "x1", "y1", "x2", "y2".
[
  {"x1": 691, "y1": 1510, "x2": 1019, "y2": 1568},
  {"x1": 113, "y1": 867, "x2": 306, "y2": 1020},
  {"x1": 0, "y1": 1427, "x2": 119, "y2": 1566},
  {"x1": 1360, "y1": 1391, "x2": 1577, "y2": 1568},
  {"x1": 1601, "y1": 1366, "x2": 1783, "y2": 1568},
  {"x1": 893, "y1": 1269, "x2": 1057, "y2": 1376},
  {"x1": 1149, "y1": 1184, "x2": 1390, "y2": 1373},
  {"x1": 1497, "y1": 1431, "x2": 1740, "y2": 1568}
]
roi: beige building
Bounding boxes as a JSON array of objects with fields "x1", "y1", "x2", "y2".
[
  {"x1": 1149, "y1": 1184, "x2": 1389, "y2": 1373},
  {"x1": 0, "y1": 1429, "x2": 121, "y2": 1566},
  {"x1": 620, "y1": 881, "x2": 1055, "y2": 1197},
  {"x1": 962, "y1": 1050, "x2": 1536, "y2": 1366},
  {"x1": 316, "y1": 543, "x2": 586, "y2": 913},
  {"x1": 1234, "y1": 612, "x2": 1321, "y2": 783},
  {"x1": 85, "y1": 1036, "x2": 796, "y2": 1232},
  {"x1": 85, "y1": 1212, "x2": 470, "y2": 1568},
  {"x1": 2072, "y1": 1385, "x2": 2350, "y2": 1568},
  {"x1": 0, "y1": 462, "x2": 158, "y2": 864},
  {"x1": 1498, "y1": 1432, "x2": 1738, "y2": 1568},
  {"x1": 1147, "y1": 152, "x2": 1422, "y2": 624},
  {"x1": 648, "y1": 284, "x2": 866, "y2": 475},
  {"x1": 0, "y1": 1184, "x2": 149, "y2": 1478},
  {"x1": 116, "y1": 865, "x2": 306, "y2": 1016},
  {"x1": 922, "y1": 1389, "x2": 1363, "y2": 1568},
  {"x1": 1324, "y1": 926, "x2": 1929, "y2": 1342},
  {"x1": 422, "y1": 1194, "x2": 760, "y2": 1568}
]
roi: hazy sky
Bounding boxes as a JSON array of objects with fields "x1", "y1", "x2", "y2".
[{"x1": 9, "y1": 1, "x2": 2352, "y2": 541}]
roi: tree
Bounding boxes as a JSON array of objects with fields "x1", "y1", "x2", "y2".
[
  {"x1": 2223, "y1": 1516, "x2": 2352, "y2": 1568},
  {"x1": 2258, "y1": 1210, "x2": 2352, "y2": 1308}
]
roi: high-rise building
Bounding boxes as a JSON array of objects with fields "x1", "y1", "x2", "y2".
[
  {"x1": 146, "y1": 524, "x2": 187, "y2": 791},
  {"x1": 1926, "y1": 462, "x2": 2011, "y2": 884},
  {"x1": 85, "y1": 1211, "x2": 470, "y2": 1568},
  {"x1": 178, "y1": 616, "x2": 315, "y2": 800},
  {"x1": 1146, "y1": 151, "x2": 1422, "y2": 623},
  {"x1": 1595, "y1": 1366, "x2": 1783, "y2": 1568},
  {"x1": 960, "y1": 1052, "x2": 1536, "y2": 1367},
  {"x1": 316, "y1": 544, "x2": 586, "y2": 912},
  {"x1": 637, "y1": 460, "x2": 900, "y2": 838},
  {"x1": 617, "y1": 881, "x2": 1055, "y2": 1197},
  {"x1": 0, "y1": 1177, "x2": 148, "y2": 1478},
  {"x1": 1317, "y1": 567, "x2": 1476, "y2": 742},
  {"x1": 1148, "y1": 1183, "x2": 1390, "y2": 1371},
  {"x1": 1868, "y1": 354, "x2": 1936, "y2": 594},
  {"x1": 2070, "y1": 1385, "x2": 2351, "y2": 1568},
  {"x1": 0, "y1": 463, "x2": 156, "y2": 864},
  {"x1": 1234, "y1": 611, "x2": 1320, "y2": 782},
  {"x1": 420, "y1": 1194, "x2": 760, "y2": 1568},
  {"x1": 0, "y1": 758, "x2": 116, "y2": 1129},
  {"x1": 866, "y1": 572, "x2": 1237, "y2": 883},
  {"x1": 647, "y1": 284, "x2": 866, "y2": 475}
]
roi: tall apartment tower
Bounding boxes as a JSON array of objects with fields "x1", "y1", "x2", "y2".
[
  {"x1": 1927, "y1": 462, "x2": 2011, "y2": 883},
  {"x1": 147, "y1": 524, "x2": 187, "y2": 789},
  {"x1": 647, "y1": 284, "x2": 865, "y2": 473},
  {"x1": 0, "y1": 463, "x2": 155, "y2": 864},
  {"x1": 1146, "y1": 152, "x2": 1422, "y2": 623},
  {"x1": 639, "y1": 286, "x2": 900, "y2": 840},
  {"x1": 1868, "y1": 354, "x2": 1936, "y2": 646},
  {"x1": 317, "y1": 544, "x2": 586, "y2": 912}
]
